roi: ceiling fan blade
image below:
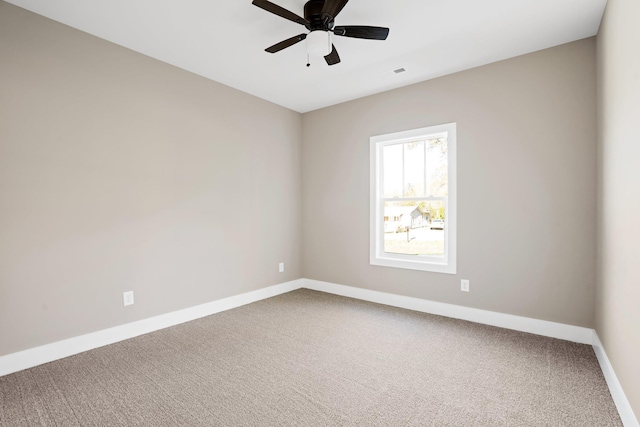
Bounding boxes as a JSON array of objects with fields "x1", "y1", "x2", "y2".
[
  {"x1": 252, "y1": 0, "x2": 309, "y2": 26},
  {"x1": 265, "y1": 33, "x2": 307, "y2": 53},
  {"x1": 321, "y1": 0, "x2": 349, "y2": 20},
  {"x1": 324, "y1": 44, "x2": 341, "y2": 66},
  {"x1": 333, "y1": 26, "x2": 389, "y2": 40}
]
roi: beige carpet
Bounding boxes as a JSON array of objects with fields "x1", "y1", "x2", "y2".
[{"x1": 0, "y1": 289, "x2": 622, "y2": 426}]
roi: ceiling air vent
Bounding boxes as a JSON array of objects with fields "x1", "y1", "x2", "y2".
[{"x1": 382, "y1": 67, "x2": 408, "y2": 78}]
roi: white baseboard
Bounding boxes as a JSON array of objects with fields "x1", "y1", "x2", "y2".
[
  {"x1": 0, "y1": 279, "x2": 304, "y2": 377},
  {"x1": 2, "y1": 277, "x2": 594, "y2": 378},
  {"x1": 302, "y1": 279, "x2": 595, "y2": 344},
  {"x1": 592, "y1": 332, "x2": 639, "y2": 427},
  {"x1": 2, "y1": 277, "x2": 635, "y2": 427}
]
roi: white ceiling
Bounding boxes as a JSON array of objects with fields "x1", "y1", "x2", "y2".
[{"x1": 6, "y1": 0, "x2": 607, "y2": 113}]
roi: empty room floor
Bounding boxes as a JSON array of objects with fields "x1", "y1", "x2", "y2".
[{"x1": 0, "y1": 289, "x2": 622, "y2": 426}]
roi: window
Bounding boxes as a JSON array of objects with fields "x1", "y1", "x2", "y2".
[{"x1": 370, "y1": 123, "x2": 457, "y2": 274}]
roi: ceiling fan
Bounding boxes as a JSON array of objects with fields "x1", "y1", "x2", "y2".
[{"x1": 252, "y1": 0, "x2": 390, "y2": 66}]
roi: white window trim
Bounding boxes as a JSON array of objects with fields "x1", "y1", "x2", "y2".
[{"x1": 370, "y1": 123, "x2": 457, "y2": 274}]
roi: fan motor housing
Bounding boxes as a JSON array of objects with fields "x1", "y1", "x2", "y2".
[{"x1": 304, "y1": 0, "x2": 333, "y2": 31}]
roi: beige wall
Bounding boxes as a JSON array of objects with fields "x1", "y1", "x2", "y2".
[
  {"x1": 596, "y1": 0, "x2": 640, "y2": 419},
  {"x1": 0, "y1": 0, "x2": 607, "y2": 364},
  {"x1": 302, "y1": 39, "x2": 597, "y2": 328},
  {"x1": 0, "y1": 3, "x2": 302, "y2": 356}
]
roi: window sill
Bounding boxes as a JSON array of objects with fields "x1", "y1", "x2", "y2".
[{"x1": 370, "y1": 255, "x2": 456, "y2": 274}]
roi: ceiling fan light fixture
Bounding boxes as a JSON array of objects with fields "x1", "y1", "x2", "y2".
[
  {"x1": 252, "y1": 0, "x2": 389, "y2": 66},
  {"x1": 306, "y1": 30, "x2": 331, "y2": 57}
]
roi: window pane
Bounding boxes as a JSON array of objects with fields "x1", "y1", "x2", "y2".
[
  {"x1": 403, "y1": 141, "x2": 425, "y2": 197},
  {"x1": 382, "y1": 144, "x2": 403, "y2": 197},
  {"x1": 426, "y1": 138, "x2": 448, "y2": 197},
  {"x1": 383, "y1": 200, "x2": 445, "y2": 257}
]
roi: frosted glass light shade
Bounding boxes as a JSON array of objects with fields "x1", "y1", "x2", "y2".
[{"x1": 306, "y1": 30, "x2": 331, "y2": 57}]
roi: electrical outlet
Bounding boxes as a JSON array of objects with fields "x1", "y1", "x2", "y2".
[
  {"x1": 279, "y1": 262, "x2": 284, "y2": 273},
  {"x1": 123, "y1": 291, "x2": 134, "y2": 306},
  {"x1": 461, "y1": 280, "x2": 470, "y2": 292}
]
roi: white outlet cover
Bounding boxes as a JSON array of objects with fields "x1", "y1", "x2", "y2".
[
  {"x1": 279, "y1": 262, "x2": 284, "y2": 273},
  {"x1": 461, "y1": 280, "x2": 470, "y2": 292},
  {"x1": 123, "y1": 291, "x2": 134, "y2": 306}
]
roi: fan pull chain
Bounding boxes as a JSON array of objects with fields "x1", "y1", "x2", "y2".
[{"x1": 306, "y1": 53, "x2": 310, "y2": 68}]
